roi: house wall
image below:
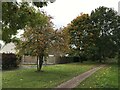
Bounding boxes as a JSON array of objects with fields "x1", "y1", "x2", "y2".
[
  {"x1": 0, "y1": 43, "x2": 16, "y2": 53},
  {"x1": 22, "y1": 55, "x2": 57, "y2": 64},
  {"x1": 46, "y1": 56, "x2": 56, "y2": 64},
  {"x1": 22, "y1": 56, "x2": 37, "y2": 64}
]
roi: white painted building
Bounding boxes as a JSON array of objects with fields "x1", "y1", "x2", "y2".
[
  {"x1": 0, "y1": 42, "x2": 16, "y2": 53},
  {"x1": 0, "y1": 42, "x2": 60, "y2": 64}
]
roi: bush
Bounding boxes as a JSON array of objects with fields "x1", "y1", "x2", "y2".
[
  {"x1": 73, "y1": 57, "x2": 80, "y2": 62},
  {"x1": 57, "y1": 56, "x2": 81, "y2": 64},
  {"x1": 2, "y1": 53, "x2": 22, "y2": 70},
  {"x1": 57, "y1": 56, "x2": 88, "y2": 64},
  {"x1": 57, "y1": 56, "x2": 72, "y2": 64}
]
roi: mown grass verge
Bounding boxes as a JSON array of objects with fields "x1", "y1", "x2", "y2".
[
  {"x1": 76, "y1": 63, "x2": 118, "y2": 88},
  {"x1": 2, "y1": 62, "x2": 96, "y2": 88}
]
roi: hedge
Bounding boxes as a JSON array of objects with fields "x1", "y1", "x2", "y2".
[
  {"x1": 2, "y1": 53, "x2": 22, "y2": 70},
  {"x1": 57, "y1": 56, "x2": 87, "y2": 64}
]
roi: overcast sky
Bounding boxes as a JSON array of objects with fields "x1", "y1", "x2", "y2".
[
  {"x1": 41, "y1": 0, "x2": 119, "y2": 29},
  {"x1": 0, "y1": 0, "x2": 120, "y2": 47}
]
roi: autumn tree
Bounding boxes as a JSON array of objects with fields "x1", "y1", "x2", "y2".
[
  {"x1": 61, "y1": 27, "x2": 71, "y2": 54},
  {"x1": 67, "y1": 13, "x2": 95, "y2": 62},
  {"x1": 16, "y1": 10, "x2": 55, "y2": 71},
  {"x1": 66, "y1": 6, "x2": 119, "y2": 63},
  {"x1": 48, "y1": 27, "x2": 70, "y2": 57}
]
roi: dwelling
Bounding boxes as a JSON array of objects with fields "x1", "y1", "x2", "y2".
[
  {"x1": 0, "y1": 42, "x2": 63, "y2": 64},
  {"x1": 0, "y1": 42, "x2": 16, "y2": 53},
  {"x1": 0, "y1": 42, "x2": 16, "y2": 65}
]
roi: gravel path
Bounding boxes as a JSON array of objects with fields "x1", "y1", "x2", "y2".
[{"x1": 54, "y1": 64, "x2": 105, "y2": 89}]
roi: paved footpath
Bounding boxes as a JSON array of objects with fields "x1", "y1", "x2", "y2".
[{"x1": 54, "y1": 64, "x2": 105, "y2": 89}]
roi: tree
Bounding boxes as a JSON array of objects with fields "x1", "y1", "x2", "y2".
[
  {"x1": 66, "y1": 7, "x2": 119, "y2": 63},
  {"x1": 49, "y1": 27, "x2": 70, "y2": 57},
  {"x1": 90, "y1": 6, "x2": 119, "y2": 62},
  {"x1": 2, "y1": 2, "x2": 35, "y2": 43},
  {"x1": 23, "y1": 0, "x2": 56, "y2": 8},
  {"x1": 16, "y1": 11, "x2": 54, "y2": 71},
  {"x1": 2, "y1": 1, "x2": 55, "y2": 44},
  {"x1": 61, "y1": 27, "x2": 71, "y2": 54},
  {"x1": 67, "y1": 13, "x2": 94, "y2": 62},
  {"x1": 112, "y1": 15, "x2": 120, "y2": 61}
]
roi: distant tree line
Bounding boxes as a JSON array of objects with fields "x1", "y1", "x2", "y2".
[{"x1": 64, "y1": 6, "x2": 120, "y2": 63}]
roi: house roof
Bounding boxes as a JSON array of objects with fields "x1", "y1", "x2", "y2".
[{"x1": 0, "y1": 42, "x2": 16, "y2": 53}]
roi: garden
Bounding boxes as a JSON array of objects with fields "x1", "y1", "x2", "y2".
[
  {"x1": 2, "y1": 61, "x2": 118, "y2": 88},
  {"x1": 1, "y1": 0, "x2": 120, "y2": 89}
]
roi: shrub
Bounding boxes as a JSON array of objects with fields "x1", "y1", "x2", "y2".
[
  {"x1": 2, "y1": 53, "x2": 22, "y2": 70},
  {"x1": 73, "y1": 57, "x2": 80, "y2": 62},
  {"x1": 57, "y1": 56, "x2": 72, "y2": 64},
  {"x1": 57, "y1": 56, "x2": 88, "y2": 64},
  {"x1": 57, "y1": 56, "x2": 81, "y2": 64}
]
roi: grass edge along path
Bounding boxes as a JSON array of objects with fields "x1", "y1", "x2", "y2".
[
  {"x1": 54, "y1": 65, "x2": 105, "y2": 89},
  {"x1": 76, "y1": 63, "x2": 118, "y2": 88},
  {"x1": 2, "y1": 63, "x2": 97, "y2": 88}
]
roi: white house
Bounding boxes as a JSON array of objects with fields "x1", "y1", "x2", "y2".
[
  {"x1": 0, "y1": 42, "x2": 16, "y2": 53},
  {"x1": 0, "y1": 42, "x2": 59, "y2": 64}
]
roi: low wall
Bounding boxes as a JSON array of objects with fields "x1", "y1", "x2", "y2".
[
  {"x1": 47, "y1": 56, "x2": 56, "y2": 64},
  {"x1": 22, "y1": 56, "x2": 56, "y2": 64},
  {"x1": 22, "y1": 56, "x2": 74, "y2": 64},
  {"x1": 22, "y1": 56, "x2": 37, "y2": 64}
]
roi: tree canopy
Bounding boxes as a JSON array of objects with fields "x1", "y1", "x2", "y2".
[
  {"x1": 2, "y1": 1, "x2": 55, "y2": 44},
  {"x1": 66, "y1": 6, "x2": 120, "y2": 62},
  {"x1": 15, "y1": 9, "x2": 54, "y2": 71},
  {"x1": 2, "y1": 2, "x2": 34, "y2": 43},
  {"x1": 90, "y1": 6, "x2": 119, "y2": 61}
]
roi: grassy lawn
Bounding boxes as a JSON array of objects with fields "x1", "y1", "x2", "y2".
[
  {"x1": 76, "y1": 63, "x2": 118, "y2": 88},
  {"x1": 2, "y1": 62, "x2": 96, "y2": 88}
]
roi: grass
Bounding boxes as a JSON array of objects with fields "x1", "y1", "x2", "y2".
[
  {"x1": 76, "y1": 63, "x2": 118, "y2": 88},
  {"x1": 2, "y1": 62, "x2": 96, "y2": 88}
]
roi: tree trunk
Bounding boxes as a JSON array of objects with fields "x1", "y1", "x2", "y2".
[
  {"x1": 39, "y1": 55, "x2": 43, "y2": 71},
  {"x1": 37, "y1": 56, "x2": 39, "y2": 71},
  {"x1": 37, "y1": 54, "x2": 44, "y2": 71}
]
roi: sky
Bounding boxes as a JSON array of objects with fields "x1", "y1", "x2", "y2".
[
  {"x1": 41, "y1": 0, "x2": 120, "y2": 29},
  {"x1": 0, "y1": 0, "x2": 120, "y2": 49}
]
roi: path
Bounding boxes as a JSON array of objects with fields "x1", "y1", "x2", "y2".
[{"x1": 54, "y1": 64, "x2": 105, "y2": 89}]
